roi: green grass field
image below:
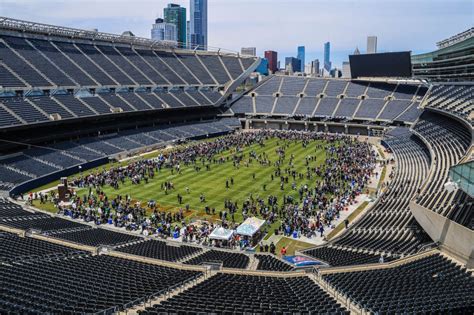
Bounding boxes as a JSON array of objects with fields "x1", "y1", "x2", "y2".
[{"x1": 35, "y1": 137, "x2": 329, "y2": 236}]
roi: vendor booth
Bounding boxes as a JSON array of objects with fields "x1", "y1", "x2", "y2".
[
  {"x1": 209, "y1": 227, "x2": 234, "y2": 241},
  {"x1": 236, "y1": 217, "x2": 266, "y2": 247},
  {"x1": 209, "y1": 226, "x2": 234, "y2": 248}
]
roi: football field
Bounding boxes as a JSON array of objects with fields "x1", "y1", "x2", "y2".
[{"x1": 74, "y1": 137, "x2": 329, "y2": 225}]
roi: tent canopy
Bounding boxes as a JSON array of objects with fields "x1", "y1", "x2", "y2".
[
  {"x1": 236, "y1": 217, "x2": 266, "y2": 237},
  {"x1": 209, "y1": 227, "x2": 234, "y2": 240}
]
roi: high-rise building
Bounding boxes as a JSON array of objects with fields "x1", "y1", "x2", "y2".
[
  {"x1": 285, "y1": 57, "x2": 301, "y2": 74},
  {"x1": 324, "y1": 42, "x2": 331, "y2": 72},
  {"x1": 190, "y1": 0, "x2": 208, "y2": 50},
  {"x1": 353, "y1": 47, "x2": 361, "y2": 55},
  {"x1": 264, "y1": 50, "x2": 278, "y2": 73},
  {"x1": 297, "y1": 46, "x2": 305, "y2": 72},
  {"x1": 256, "y1": 58, "x2": 269, "y2": 75},
  {"x1": 241, "y1": 47, "x2": 257, "y2": 56},
  {"x1": 367, "y1": 36, "x2": 377, "y2": 54},
  {"x1": 311, "y1": 59, "x2": 320, "y2": 75},
  {"x1": 151, "y1": 18, "x2": 177, "y2": 43},
  {"x1": 186, "y1": 20, "x2": 190, "y2": 48},
  {"x1": 164, "y1": 4, "x2": 186, "y2": 48},
  {"x1": 342, "y1": 61, "x2": 351, "y2": 78}
]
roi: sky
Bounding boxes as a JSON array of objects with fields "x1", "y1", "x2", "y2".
[{"x1": 0, "y1": 0, "x2": 472, "y2": 68}]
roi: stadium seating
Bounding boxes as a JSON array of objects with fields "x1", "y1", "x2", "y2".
[
  {"x1": 315, "y1": 97, "x2": 339, "y2": 117},
  {"x1": 377, "y1": 99, "x2": 413, "y2": 120},
  {"x1": 116, "y1": 239, "x2": 202, "y2": 262},
  {"x1": 0, "y1": 41, "x2": 54, "y2": 87},
  {"x1": 324, "y1": 80, "x2": 347, "y2": 97},
  {"x1": 334, "y1": 98, "x2": 360, "y2": 118},
  {"x1": 353, "y1": 99, "x2": 387, "y2": 119},
  {"x1": 304, "y1": 246, "x2": 396, "y2": 266},
  {"x1": 254, "y1": 254, "x2": 294, "y2": 271},
  {"x1": 0, "y1": 118, "x2": 240, "y2": 191},
  {"x1": 0, "y1": 199, "x2": 42, "y2": 218},
  {"x1": 255, "y1": 96, "x2": 275, "y2": 114},
  {"x1": 232, "y1": 76, "x2": 427, "y2": 123},
  {"x1": 198, "y1": 55, "x2": 231, "y2": 84},
  {"x1": 221, "y1": 55, "x2": 245, "y2": 79},
  {"x1": 279, "y1": 76, "x2": 306, "y2": 95},
  {"x1": 0, "y1": 215, "x2": 88, "y2": 233},
  {"x1": 0, "y1": 97, "x2": 48, "y2": 124},
  {"x1": 294, "y1": 97, "x2": 317, "y2": 116},
  {"x1": 48, "y1": 228, "x2": 142, "y2": 247},
  {"x1": 323, "y1": 254, "x2": 474, "y2": 314},
  {"x1": 183, "y1": 249, "x2": 250, "y2": 269},
  {"x1": 304, "y1": 130, "x2": 433, "y2": 265},
  {"x1": 424, "y1": 84, "x2": 473, "y2": 121},
  {"x1": 141, "y1": 273, "x2": 348, "y2": 314},
  {"x1": 273, "y1": 96, "x2": 299, "y2": 115},
  {"x1": 0, "y1": 254, "x2": 202, "y2": 313},
  {"x1": 231, "y1": 95, "x2": 253, "y2": 114},
  {"x1": 413, "y1": 111, "x2": 471, "y2": 224},
  {"x1": 0, "y1": 32, "x2": 256, "y2": 130},
  {"x1": 0, "y1": 232, "x2": 84, "y2": 262}
]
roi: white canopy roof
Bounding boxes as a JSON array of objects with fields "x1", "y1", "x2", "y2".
[
  {"x1": 209, "y1": 226, "x2": 234, "y2": 240},
  {"x1": 236, "y1": 217, "x2": 266, "y2": 237}
]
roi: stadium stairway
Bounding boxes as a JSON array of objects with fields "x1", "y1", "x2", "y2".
[{"x1": 119, "y1": 271, "x2": 213, "y2": 315}]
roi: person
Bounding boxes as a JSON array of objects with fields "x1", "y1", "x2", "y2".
[
  {"x1": 264, "y1": 244, "x2": 269, "y2": 252},
  {"x1": 280, "y1": 246, "x2": 287, "y2": 256},
  {"x1": 186, "y1": 187, "x2": 189, "y2": 194},
  {"x1": 269, "y1": 242, "x2": 276, "y2": 255},
  {"x1": 319, "y1": 225, "x2": 324, "y2": 237},
  {"x1": 379, "y1": 255, "x2": 384, "y2": 264},
  {"x1": 344, "y1": 219, "x2": 349, "y2": 229}
]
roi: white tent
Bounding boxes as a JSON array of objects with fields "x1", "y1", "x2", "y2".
[
  {"x1": 236, "y1": 217, "x2": 266, "y2": 237},
  {"x1": 209, "y1": 227, "x2": 234, "y2": 240}
]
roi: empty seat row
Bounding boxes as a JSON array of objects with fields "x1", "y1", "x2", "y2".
[
  {"x1": 0, "y1": 118, "x2": 240, "y2": 190},
  {"x1": 117, "y1": 239, "x2": 202, "y2": 262},
  {"x1": 0, "y1": 33, "x2": 256, "y2": 89},
  {"x1": 323, "y1": 254, "x2": 474, "y2": 314},
  {"x1": 140, "y1": 273, "x2": 348, "y2": 314},
  {"x1": 0, "y1": 254, "x2": 202, "y2": 313}
]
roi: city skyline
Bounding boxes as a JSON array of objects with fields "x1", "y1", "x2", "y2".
[{"x1": 1, "y1": 0, "x2": 471, "y2": 68}]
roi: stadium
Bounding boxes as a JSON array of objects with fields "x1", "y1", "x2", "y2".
[{"x1": 0, "y1": 9, "x2": 473, "y2": 315}]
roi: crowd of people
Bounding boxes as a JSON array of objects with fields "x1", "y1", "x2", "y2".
[{"x1": 28, "y1": 129, "x2": 379, "y2": 252}]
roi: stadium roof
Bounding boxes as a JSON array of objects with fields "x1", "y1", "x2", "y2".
[{"x1": 436, "y1": 27, "x2": 474, "y2": 49}]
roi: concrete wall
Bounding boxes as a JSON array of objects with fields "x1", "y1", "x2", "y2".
[{"x1": 410, "y1": 200, "x2": 474, "y2": 268}]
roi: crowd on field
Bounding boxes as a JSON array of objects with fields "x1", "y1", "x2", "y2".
[{"x1": 26, "y1": 129, "x2": 377, "y2": 250}]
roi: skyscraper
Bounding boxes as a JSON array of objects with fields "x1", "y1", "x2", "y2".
[
  {"x1": 151, "y1": 18, "x2": 177, "y2": 43},
  {"x1": 190, "y1": 0, "x2": 208, "y2": 50},
  {"x1": 324, "y1": 42, "x2": 331, "y2": 72},
  {"x1": 342, "y1": 61, "x2": 351, "y2": 78},
  {"x1": 164, "y1": 4, "x2": 186, "y2": 48},
  {"x1": 241, "y1": 47, "x2": 257, "y2": 56},
  {"x1": 285, "y1": 57, "x2": 301, "y2": 74},
  {"x1": 265, "y1": 50, "x2": 278, "y2": 73},
  {"x1": 367, "y1": 36, "x2": 377, "y2": 54},
  {"x1": 311, "y1": 59, "x2": 320, "y2": 76},
  {"x1": 297, "y1": 46, "x2": 305, "y2": 72}
]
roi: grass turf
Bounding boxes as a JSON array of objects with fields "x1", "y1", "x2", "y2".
[
  {"x1": 34, "y1": 136, "x2": 331, "y2": 239},
  {"x1": 68, "y1": 137, "x2": 328, "y2": 224}
]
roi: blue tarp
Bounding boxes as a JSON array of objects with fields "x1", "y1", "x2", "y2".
[{"x1": 283, "y1": 255, "x2": 327, "y2": 267}]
